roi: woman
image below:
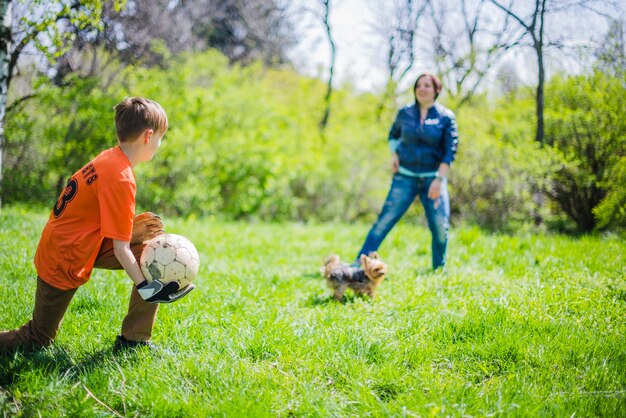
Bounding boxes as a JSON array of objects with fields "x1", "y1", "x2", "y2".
[{"x1": 355, "y1": 73, "x2": 459, "y2": 270}]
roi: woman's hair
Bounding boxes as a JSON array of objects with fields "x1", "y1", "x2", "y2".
[
  {"x1": 414, "y1": 73, "x2": 442, "y2": 100},
  {"x1": 114, "y1": 97, "x2": 168, "y2": 142}
]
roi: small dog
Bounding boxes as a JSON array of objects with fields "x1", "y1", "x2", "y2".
[{"x1": 323, "y1": 253, "x2": 387, "y2": 301}]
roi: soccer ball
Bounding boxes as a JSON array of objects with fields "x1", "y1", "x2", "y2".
[{"x1": 140, "y1": 233, "x2": 200, "y2": 288}]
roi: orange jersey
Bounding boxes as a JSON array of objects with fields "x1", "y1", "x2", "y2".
[{"x1": 35, "y1": 146, "x2": 136, "y2": 290}]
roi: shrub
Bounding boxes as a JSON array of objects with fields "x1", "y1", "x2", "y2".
[{"x1": 544, "y1": 70, "x2": 626, "y2": 231}]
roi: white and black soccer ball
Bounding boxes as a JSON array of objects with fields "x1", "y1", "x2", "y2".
[{"x1": 140, "y1": 233, "x2": 200, "y2": 288}]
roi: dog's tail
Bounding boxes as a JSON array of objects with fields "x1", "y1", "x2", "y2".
[{"x1": 322, "y1": 254, "x2": 341, "y2": 278}]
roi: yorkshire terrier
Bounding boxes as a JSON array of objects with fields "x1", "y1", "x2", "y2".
[{"x1": 322, "y1": 252, "x2": 387, "y2": 301}]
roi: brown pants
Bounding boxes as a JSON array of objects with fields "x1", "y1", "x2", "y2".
[{"x1": 0, "y1": 239, "x2": 158, "y2": 352}]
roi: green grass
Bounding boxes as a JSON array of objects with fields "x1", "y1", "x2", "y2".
[{"x1": 1, "y1": 205, "x2": 625, "y2": 417}]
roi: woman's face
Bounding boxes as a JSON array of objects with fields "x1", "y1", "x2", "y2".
[{"x1": 415, "y1": 76, "x2": 436, "y2": 105}]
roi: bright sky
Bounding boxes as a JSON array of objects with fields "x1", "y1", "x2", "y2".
[
  {"x1": 285, "y1": 0, "x2": 615, "y2": 94},
  {"x1": 287, "y1": 0, "x2": 391, "y2": 93}
]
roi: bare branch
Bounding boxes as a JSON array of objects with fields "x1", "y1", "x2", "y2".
[
  {"x1": 488, "y1": 0, "x2": 531, "y2": 32},
  {"x1": 5, "y1": 93, "x2": 38, "y2": 114}
]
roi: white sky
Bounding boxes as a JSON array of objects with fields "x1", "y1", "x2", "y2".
[
  {"x1": 286, "y1": 0, "x2": 391, "y2": 93},
  {"x1": 285, "y1": 0, "x2": 617, "y2": 94}
]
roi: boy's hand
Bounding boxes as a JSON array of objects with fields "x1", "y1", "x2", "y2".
[
  {"x1": 137, "y1": 280, "x2": 195, "y2": 303},
  {"x1": 131, "y1": 212, "x2": 164, "y2": 244}
]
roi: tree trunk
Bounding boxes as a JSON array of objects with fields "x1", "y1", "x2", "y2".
[
  {"x1": 534, "y1": 0, "x2": 546, "y2": 145},
  {"x1": 0, "y1": 0, "x2": 11, "y2": 209},
  {"x1": 319, "y1": 0, "x2": 335, "y2": 131},
  {"x1": 535, "y1": 42, "x2": 544, "y2": 144}
]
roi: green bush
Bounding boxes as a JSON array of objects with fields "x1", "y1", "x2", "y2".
[
  {"x1": 544, "y1": 70, "x2": 626, "y2": 231},
  {"x1": 3, "y1": 75, "x2": 124, "y2": 205},
  {"x1": 128, "y1": 51, "x2": 390, "y2": 220},
  {"x1": 451, "y1": 92, "x2": 551, "y2": 231},
  {"x1": 3, "y1": 49, "x2": 624, "y2": 232},
  {"x1": 4, "y1": 51, "x2": 391, "y2": 222},
  {"x1": 594, "y1": 156, "x2": 626, "y2": 229}
]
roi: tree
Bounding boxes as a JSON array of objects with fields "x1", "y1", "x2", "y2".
[
  {"x1": 590, "y1": 20, "x2": 625, "y2": 230},
  {"x1": 487, "y1": 0, "x2": 620, "y2": 144},
  {"x1": 544, "y1": 70, "x2": 625, "y2": 231},
  {"x1": 594, "y1": 18, "x2": 625, "y2": 78},
  {"x1": 285, "y1": 0, "x2": 338, "y2": 131},
  {"x1": 318, "y1": 0, "x2": 336, "y2": 130},
  {"x1": 428, "y1": 0, "x2": 513, "y2": 109},
  {"x1": 0, "y1": 0, "x2": 125, "y2": 208},
  {"x1": 0, "y1": 0, "x2": 11, "y2": 209},
  {"x1": 488, "y1": 0, "x2": 548, "y2": 144},
  {"x1": 89, "y1": 0, "x2": 293, "y2": 67},
  {"x1": 368, "y1": 0, "x2": 515, "y2": 114},
  {"x1": 368, "y1": 0, "x2": 427, "y2": 120}
]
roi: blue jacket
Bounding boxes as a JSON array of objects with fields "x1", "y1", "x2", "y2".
[{"x1": 389, "y1": 102, "x2": 459, "y2": 173}]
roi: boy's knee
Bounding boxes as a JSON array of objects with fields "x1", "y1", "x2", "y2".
[
  {"x1": 30, "y1": 327, "x2": 57, "y2": 348},
  {"x1": 0, "y1": 325, "x2": 54, "y2": 353},
  {"x1": 21, "y1": 321, "x2": 57, "y2": 349}
]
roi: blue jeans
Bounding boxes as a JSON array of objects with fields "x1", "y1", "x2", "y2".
[{"x1": 356, "y1": 173, "x2": 450, "y2": 269}]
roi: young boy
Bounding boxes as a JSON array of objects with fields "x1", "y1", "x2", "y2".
[{"x1": 0, "y1": 97, "x2": 193, "y2": 352}]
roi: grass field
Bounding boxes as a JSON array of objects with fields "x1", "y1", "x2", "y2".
[{"x1": 1, "y1": 205, "x2": 625, "y2": 417}]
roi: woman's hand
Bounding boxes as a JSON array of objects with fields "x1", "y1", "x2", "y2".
[
  {"x1": 428, "y1": 178, "x2": 442, "y2": 208},
  {"x1": 429, "y1": 163, "x2": 449, "y2": 209},
  {"x1": 391, "y1": 153, "x2": 399, "y2": 173}
]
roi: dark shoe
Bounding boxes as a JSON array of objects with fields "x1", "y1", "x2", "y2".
[{"x1": 113, "y1": 335, "x2": 157, "y2": 351}]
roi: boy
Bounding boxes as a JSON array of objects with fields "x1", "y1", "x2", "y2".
[{"x1": 0, "y1": 97, "x2": 193, "y2": 352}]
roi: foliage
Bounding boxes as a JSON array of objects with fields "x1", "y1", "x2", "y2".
[
  {"x1": 544, "y1": 70, "x2": 626, "y2": 231},
  {"x1": 1, "y1": 207, "x2": 625, "y2": 416},
  {"x1": 3, "y1": 72, "x2": 124, "y2": 204},
  {"x1": 130, "y1": 51, "x2": 390, "y2": 221},
  {"x1": 3, "y1": 50, "x2": 390, "y2": 221},
  {"x1": 451, "y1": 92, "x2": 551, "y2": 231},
  {"x1": 594, "y1": 156, "x2": 626, "y2": 229},
  {"x1": 17, "y1": 0, "x2": 126, "y2": 61},
  {"x1": 94, "y1": 0, "x2": 292, "y2": 67},
  {"x1": 594, "y1": 19, "x2": 625, "y2": 79},
  {"x1": 3, "y1": 48, "x2": 625, "y2": 232}
]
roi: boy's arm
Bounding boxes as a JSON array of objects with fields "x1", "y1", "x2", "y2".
[
  {"x1": 113, "y1": 239, "x2": 194, "y2": 303},
  {"x1": 113, "y1": 239, "x2": 146, "y2": 286}
]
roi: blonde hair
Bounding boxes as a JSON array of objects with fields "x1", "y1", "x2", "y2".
[{"x1": 114, "y1": 97, "x2": 168, "y2": 142}]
